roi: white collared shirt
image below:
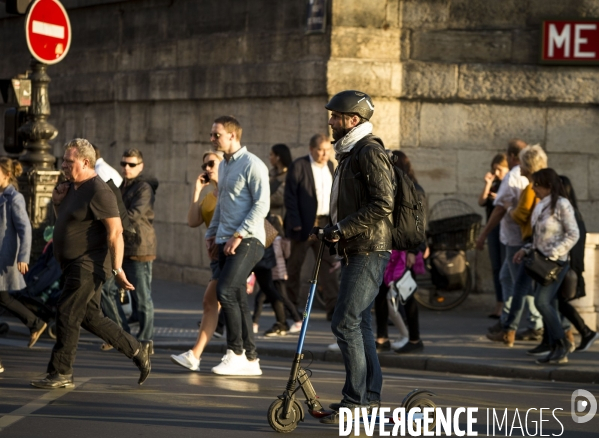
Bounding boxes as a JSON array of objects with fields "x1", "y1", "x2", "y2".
[
  {"x1": 95, "y1": 158, "x2": 123, "y2": 187},
  {"x1": 309, "y1": 154, "x2": 332, "y2": 217}
]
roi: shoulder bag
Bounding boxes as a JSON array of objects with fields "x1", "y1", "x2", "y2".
[{"x1": 523, "y1": 249, "x2": 564, "y2": 287}]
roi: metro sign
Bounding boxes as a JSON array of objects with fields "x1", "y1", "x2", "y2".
[
  {"x1": 25, "y1": 0, "x2": 71, "y2": 65},
  {"x1": 541, "y1": 20, "x2": 599, "y2": 65}
]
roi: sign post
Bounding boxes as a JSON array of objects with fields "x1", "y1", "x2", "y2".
[{"x1": 19, "y1": 0, "x2": 71, "y2": 260}]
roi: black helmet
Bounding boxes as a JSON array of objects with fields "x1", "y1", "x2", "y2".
[{"x1": 325, "y1": 90, "x2": 374, "y2": 121}]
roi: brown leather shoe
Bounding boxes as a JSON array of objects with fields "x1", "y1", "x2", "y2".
[
  {"x1": 487, "y1": 321, "x2": 502, "y2": 334},
  {"x1": 504, "y1": 330, "x2": 516, "y2": 347},
  {"x1": 486, "y1": 329, "x2": 515, "y2": 347},
  {"x1": 516, "y1": 328, "x2": 543, "y2": 341},
  {"x1": 28, "y1": 322, "x2": 47, "y2": 348}
]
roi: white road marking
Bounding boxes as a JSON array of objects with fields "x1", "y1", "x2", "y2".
[
  {"x1": 32, "y1": 21, "x2": 65, "y2": 39},
  {"x1": 0, "y1": 378, "x2": 90, "y2": 432}
]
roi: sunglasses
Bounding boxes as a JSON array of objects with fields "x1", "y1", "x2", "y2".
[
  {"x1": 209, "y1": 132, "x2": 222, "y2": 139},
  {"x1": 201, "y1": 160, "x2": 216, "y2": 171},
  {"x1": 121, "y1": 161, "x2": 142, "y2": 168}
]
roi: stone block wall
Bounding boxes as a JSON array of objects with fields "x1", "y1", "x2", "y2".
[
  {"x1": 1, "y1": 0, "x2": 598, "y2": 292},
  {"x1": 0, "y1": 0, "x2": 332, "y2": 283},
  {"x1": 398, "y1": 0, "x2": 599, "y2": 234},
  {"x1": 393, "y1": 0, "x2": 599, "y2": 291}
]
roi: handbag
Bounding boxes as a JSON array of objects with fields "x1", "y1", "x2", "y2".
[
  {"x1": 558, "y1": 268, "x2": 578, "y2": 301},
  {"x1": 394, "y1": 270, "x2": 418, "y2": 305},
  {"x1": 264, "y1": 218, "x2": 279, "y2": 248},
  {"x1": 523, "y1": 249, "x2": 564, "y2": 287}
]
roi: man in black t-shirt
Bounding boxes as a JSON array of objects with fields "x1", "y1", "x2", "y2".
[{"x1": 31, "y1": 139, "x2": 152, "y2": 389}]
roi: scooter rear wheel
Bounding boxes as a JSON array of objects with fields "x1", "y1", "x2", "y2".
[
  {"x1": 405, "y1": 397, "x2": 436, "y2": 432},
  {"x1": 267, "y1": 398, "x2": 304, "y2": 433}
]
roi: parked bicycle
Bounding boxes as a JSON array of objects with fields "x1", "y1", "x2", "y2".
[{"x1": 414, "y1": 199, "x2": 481, "y2": 311}]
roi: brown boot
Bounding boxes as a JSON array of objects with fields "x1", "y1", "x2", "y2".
[
  {"x1": 564, "y1": 329, "x2": 576, "y2": 353},
  {"x1": 504, "y1": 330, "x2": 516, "y2": 347},
  {"x1": 486, "y1": 329, "x2": 515, "y2": 347}
]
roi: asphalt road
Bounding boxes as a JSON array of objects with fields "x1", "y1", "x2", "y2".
[{"x1": 1, "y1": 339, "x2": 598, "y2": 437}]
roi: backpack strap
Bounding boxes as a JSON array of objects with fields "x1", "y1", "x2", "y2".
[{"x1": 348, "y1": 134, "x2": 386, "y2": 180}]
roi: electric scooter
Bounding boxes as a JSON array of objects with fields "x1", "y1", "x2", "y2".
[{"x1": 267, "y1": 236, "x2": 437, "y2": 433}]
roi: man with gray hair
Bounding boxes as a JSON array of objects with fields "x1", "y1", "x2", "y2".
[{"x1": 31, "y1": 138, "x2": 151, "y2": 389}]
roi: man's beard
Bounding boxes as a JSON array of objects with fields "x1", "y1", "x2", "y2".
[{"x1": 331, "y1": 126, "x2": 347, "y2": 142}]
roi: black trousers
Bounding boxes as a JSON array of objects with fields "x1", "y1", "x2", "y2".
[
  {"x1": 48, "y1": 265, "x2": 140, "y2": 375},
  {"x1": 375, "y1": 282, "x2": 417, "y2": 341},
  {"x1": 252, "y1": 268, "x2": 287, "y2": 327},
  {"x1": 558, "y1": 295, "x2": 592, "y2": 338},
  {"x1": 374, "y1": 283, "x2": 389, "y2": 339},
  {"x1": 0, "y1": 290, "x2": 45, "y2": 332},
  {"x1": 403, "y1": 294, "x2": 420, "y2": 341}
]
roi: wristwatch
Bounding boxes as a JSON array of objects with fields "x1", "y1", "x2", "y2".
[
  {"x1": 233, "y1": 231, "x2": 243, "y2": 239},
  {"x1": 112, "y1": 267, "x2": 123, "y2": 277}
]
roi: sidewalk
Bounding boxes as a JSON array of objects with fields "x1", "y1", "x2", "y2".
[{"x1": 3, "y1": 277, "x2": 599, "y2": 384}]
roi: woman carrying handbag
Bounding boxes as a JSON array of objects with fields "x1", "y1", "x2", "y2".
[{"x1": 513, "y1": 168, "x2": 579, "y2": 365}]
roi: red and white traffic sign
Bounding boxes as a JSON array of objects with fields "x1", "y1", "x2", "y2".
[{"x1": 25, "y1": 0, "x2": 71, "y2": 65}]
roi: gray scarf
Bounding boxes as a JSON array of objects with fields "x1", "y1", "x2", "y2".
[{"x1": 333, "y1": 122, "x2": 373, "y2": 157}]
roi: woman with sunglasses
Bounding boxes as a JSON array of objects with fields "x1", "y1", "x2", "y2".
[
  {"x1": 513, "y1": 168, "x2": 579, "y2": 365},
  {"x1": 170, "y1": 151, "x2": 223, "y2": 371}
]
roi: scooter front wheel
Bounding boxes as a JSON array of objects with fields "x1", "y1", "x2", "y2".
[{"x1": 267, "y1": 398, "x2": 304, "y2": 433}]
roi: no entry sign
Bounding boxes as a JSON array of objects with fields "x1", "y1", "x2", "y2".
[{"x1": 25, "y1": 0, "x2": 71, "y2": 65}]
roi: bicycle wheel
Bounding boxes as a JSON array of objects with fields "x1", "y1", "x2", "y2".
[{"x1": 414, "y1": 265, "x2": 471, "y2": 311}]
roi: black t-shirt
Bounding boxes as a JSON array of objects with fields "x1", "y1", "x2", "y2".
[
  {"x1": 53, "y1": 176, "x2": 120, "y2": 279},
  {"x1": 484, "y1": 179, "x2": 502, "y2": 220}
]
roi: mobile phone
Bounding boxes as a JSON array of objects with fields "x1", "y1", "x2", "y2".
[{"x1": 200, "y1": 173, "x2": 209, "y2": 183}]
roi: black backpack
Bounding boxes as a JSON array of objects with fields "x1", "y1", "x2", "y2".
[{"x1": 350, "y1": 135, "x2": 426, "y2": 251}]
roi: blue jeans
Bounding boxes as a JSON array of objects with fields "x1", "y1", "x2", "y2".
[
  {"x1": 123, "y1": 259, "x2": 154, "y2": 342},
  {"x1": 500, "y1": 246, "x2": 542, "y2": 330},
  {"x1": 217, "y1": 238, "x2": 264, "y2": 361},
  {"x1": 487, "y1": 225, "x2": 504, "y2": 303},
  {"x1": 504, "y1": 263, "x2": 534, "y2": 331},
  {"x1": 100, "y1": 276, "x2": 131, "y2": 334},
  {"x1": 534, "y1": 264, "x2": 570, "y2": 345},
  {"x1": 331, "y1": 251, "x2": 390, "y2": 407}
]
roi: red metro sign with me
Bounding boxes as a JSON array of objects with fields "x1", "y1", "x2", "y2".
[
  {"x1": 25, "y1": 0, "x2": 72, "y2": 65},
  {"x1": 541, "y1": 20, "x2": 599, "y2": 65}
]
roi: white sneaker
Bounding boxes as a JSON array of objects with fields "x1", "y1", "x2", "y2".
[
  {"x1": 245, "y1": 358, "x2": 263, "y2": 376},
  {"x1": 391, "y1": 338, "x2": 409, "y2": 350},
  {"x1": 253, "y1": 323, "x2": 259, "y2": 334},
  {"x1": 328, "y1": 342, "x2": 340, "y2": 351},
  {"x1": 289, "y1": 321, "x2": 302, "y2": 334},
  {"x1": 170, "y1": 350, "x2": 200, "y2": 371},
  {"x1": 212, "y1": 349, "x2": 250, "y2": 375}
]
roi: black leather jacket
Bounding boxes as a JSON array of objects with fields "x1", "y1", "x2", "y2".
[
  {"x1": 120, "y1": 174, "x2": 158, "y2": 258},
  {"x1": 334, "y1": 134, "x2": 395, "y2": 255}
]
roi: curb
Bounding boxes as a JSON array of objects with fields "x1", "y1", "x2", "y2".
[{"x1": 155, "y1": 340, "x2": 599, "y2": 385}]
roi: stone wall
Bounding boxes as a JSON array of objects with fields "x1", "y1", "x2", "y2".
[
  {"x1": 1, "y1": 0, "x2": 598, "y2": 291},
  {"x1": 398, "y1": 0, "x2": 599, "y2": 225},
  {"x1": 391, "y1": 0, "x2": 599, "y2": 290},
  {"x1": 0, "y1": 0, "x2": 332, "y2": 283}
]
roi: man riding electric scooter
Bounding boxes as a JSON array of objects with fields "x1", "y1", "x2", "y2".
[{"x1": 319, "y1": 90, "x2": 395, "y2": 425}]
